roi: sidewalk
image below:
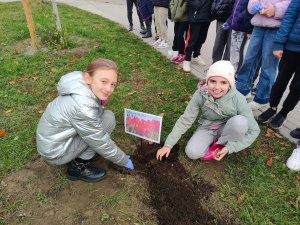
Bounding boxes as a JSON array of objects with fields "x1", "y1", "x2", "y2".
[{"x1": 3, "y1": 0, "x2": 299, "y2": 143}]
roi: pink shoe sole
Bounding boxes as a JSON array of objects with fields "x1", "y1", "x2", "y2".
[{"x1": 201, "y1": 144, "x2": 224, "y2": 161}]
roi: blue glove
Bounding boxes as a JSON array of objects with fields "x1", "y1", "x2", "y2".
[
  {"x1": 124, "y1": 158, "x2": 134, "y2": 170},
  {"x1": 222, "y1": 22, "x2": 230, "y2": 30},
  {"x1": 251, "y1": 3, "x2": 263, "y2": 14}
]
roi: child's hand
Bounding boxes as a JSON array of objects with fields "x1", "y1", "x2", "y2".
[
  {"x1": 273, "y1": 50, "x2": 283, "y2": 59},
  {"x1": 124, "y1": 158, "x2": 134, "y2": 170},
  {"x1": 213, "y1": 147, "x2": 229, "y2": 161},
  {"x1": 262, "y1": 6, "x2": 275, "y2": 17},
  {"x1": 156, "y1": 146, "x2": 171, "y2": 161}
]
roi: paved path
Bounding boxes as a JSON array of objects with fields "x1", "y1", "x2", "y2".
[{"x1": 2, "y1": 0, "x2": 299, "y2": 143}]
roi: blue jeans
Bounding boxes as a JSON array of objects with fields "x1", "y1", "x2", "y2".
[{"x1": 236, "y1": 27, "x2": 279, "y2": 104}]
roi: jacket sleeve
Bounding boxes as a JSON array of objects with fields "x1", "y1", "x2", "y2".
[
  {"x1": 274, "y1": 0, "x2": 291, "y2": 20},
  {"x1": 165, "y1": 90, "x2": 203, "y2": 148},
  {"x1": 71, "y1": 106, "x2": 129, "y2": 166},
  {"x1": 273, "y1": 0, "x2": 298, "y2": 51},
  {"x1": 248, "y1": 0, "x2": 259, "y2": 14},
  {"x1": 225, "y1": 95, "x2": 260, "y2": 154}
]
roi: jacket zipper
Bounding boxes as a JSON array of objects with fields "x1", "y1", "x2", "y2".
[{"x1": 194, "y1": 10, "x2": 197, "y2": 19}]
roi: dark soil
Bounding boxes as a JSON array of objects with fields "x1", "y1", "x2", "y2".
[{"x1": 126, "y1": 142, "x2": 230, "y2": 225}]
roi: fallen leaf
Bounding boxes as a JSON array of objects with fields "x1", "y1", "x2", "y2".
[
  {"x1": 266, "y1": 157, "x2": 273, "y2": 167},
  {"x1": 0, "y1": 130, "x2": 5, "y2": 137},
  {"x1": 68, "y1": 56, "x2": 77, "y2": 65},
  {"x1": 159, "y1": 113, "x2": 164, "y2": 117},
  {"x1": 157, "y1": 92, "x2": 163, "y2": 97},
  {"x1": 241, "y1": 150, "x2": 248, "y2": 157},
  {"x1": 237, "y1": 195, "x2": 244, "y2": 204},
  {"x1": 38, "y1": 110, "x2": 44, "y2": 114},
  {"x1": 13, "y1": 136, "x2": 19, "y2": 141},
  {"x1": 265, "y1": 128, "x2": 275, "y2": 137},
  {"x1": 5, "y1": 109, "x2": 13, "y2": 114},
  {"x1": 8, "y1": 80, "x2": 16, "y2": 85},
  {"x1": 277, "y1": 188, "x2": 284, "y2": 193},
  {"x1": 296, "y1": 176, "x2": 300, "y2": 185},
  {"x1": 127, "y1": 91, "x2": 136, "y2": 96},
  {"x1": 274, "y1": 132, "x2": 284, "y2": 139},
  {"x1": 32, "y1": 76, "x2": 40, "y2": 81},
  {"x1": 278, "y1": 141, "x2": 285, "y2": 145}
]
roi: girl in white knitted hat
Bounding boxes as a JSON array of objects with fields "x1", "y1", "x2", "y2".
[{"x1": 157, "y1": 60, "x2": 260, "y2": 161}]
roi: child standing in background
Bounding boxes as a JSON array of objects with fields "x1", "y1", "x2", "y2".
[
  {"x1": 235, "y1": 0, "x2": 291, "y2": 111},
  {"x1": 157, "y1": 61, "x2": 260, "y2": 161}
]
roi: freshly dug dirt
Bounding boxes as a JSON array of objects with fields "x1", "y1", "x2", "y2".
[{"x1": 129, "y1": 142, "x2": 228, "y2": 225}]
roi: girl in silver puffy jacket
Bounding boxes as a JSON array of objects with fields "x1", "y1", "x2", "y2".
[{"x1": 36, "y1": 58, "x2": 133, "y2": 182}]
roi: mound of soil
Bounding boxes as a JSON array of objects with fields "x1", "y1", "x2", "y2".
[{"x1": 128, "y1": 142, "x2": 228, "y2": 225}]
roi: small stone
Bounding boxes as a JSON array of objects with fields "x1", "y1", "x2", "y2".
[{"x1": 1, "y1": 181, "x2": 7, "y2": 187}]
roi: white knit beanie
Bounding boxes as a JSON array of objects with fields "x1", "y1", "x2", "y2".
[{"x1": 206, "y1": 60, "x2": 235, "y2": 88}]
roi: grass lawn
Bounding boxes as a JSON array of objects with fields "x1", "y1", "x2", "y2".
[{"x1": 0, "y1": 1, "x2": 299, "y2": 224}]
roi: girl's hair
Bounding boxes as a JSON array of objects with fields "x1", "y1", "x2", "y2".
[{"x1": 85, "y1": 58, "x2": 119, "y2": 75}]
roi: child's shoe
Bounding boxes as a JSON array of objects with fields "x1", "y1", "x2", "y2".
[
  {"x1": 168, "y1": 50, "x2": 178, "y2": 58},
  {"x1": 192, "y1": 56, "x2": 206, "y2": 66},
  {"x1": 172, "y1": 54, "x2": 185, "y2": 64},
  {"x1": 268, "y1": 112, "x2": 287, "y2": 129},
  {"x1": 67, "y1": 158, "x2": 107, "y2": 182},
  {"x1": 286, "y1": 147, "x2": 300, "y2": 171},
  {"x1": 201, "y1": 144, "x2": 224, "y2": 161},
  {"x1": 151, "y1": 38, "x2": 162, "y2": 46},
  {"x1": 182, "y1": 60, "x2": 191, "y2": 72},
  {"x1": 257, "y1": 108, "x2": 277, "y2": 123},
  {"x1": 290, "y1": 128, "x2": 300, "y2": 139},
  {"x1": 248, "y1": 101, "x2": 268, "y2": 111},
  {"x1": 157, "y1": 40, "x2": 169, "y2": 49}
]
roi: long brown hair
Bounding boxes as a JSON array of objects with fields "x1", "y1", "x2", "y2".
[{"x1": 85, "y1": 58, "x2": 119, "y2": 75}]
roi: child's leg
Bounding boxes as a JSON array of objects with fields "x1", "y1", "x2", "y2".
[
  {"x1": 177, "y1": 21, "x2": 189, "y2": 55},
  {"x1": 253, "y1": 28, "x2": 279, "y2": 104},
  {"x1": 156, "y1": 7, "x2": 168, "y2": 41},
  {"x1": 270, "y1": 50, "x2": 300, "y2": 113},
  {"x1": 153, "y1": 7, "x2": 160, "y2": 38},
  {"x1": 236, "y1": 27, "x2": 263, "y2": 96},
  {"x1": 185, "y1": 128, "x2": 214, "y2": 160},
  {"x1": 216, "y1": 115, "x2": 248, "y2": 145},
  {"x1": 184, "y1": 23, "x2": 201, "y2": 61},
  {"x1": 192, "y1": 22, "x2": 210, "y2": 58},
  {"x1": 47, "y1": 110, "x2": 116, "y2": 165},
  {"x1": 230, "y1": 30, "x2": 246, "y2": 72},
  {"x1": 126, "y1": 0, "x2": 134, "y2": 27},
  {"x1": 212, "y1": 20, "x2": 230, "y2": 62}
]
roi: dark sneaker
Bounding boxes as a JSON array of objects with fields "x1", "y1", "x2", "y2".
[
  {"x1": 258, "y1": 108, "x2": 277, "y2": 123},
  {"x1": 142, "y1": 29, "x2": 152, "y2": 38},
  {"x1": 128, "y1": 25, "x2": 133, "y2": 31},
  {"x1": 67, "y1": 159, "x2": 107, "y2": 182},
  {"x1": 140, "y1": 26, "x2": 146, "y2": 34},
  {"x1": 290, "y1": 128, "x2": 300, "y2": 139},
  {"x1": 268, "y1": 113, "x2": 287, "y2": 129}
]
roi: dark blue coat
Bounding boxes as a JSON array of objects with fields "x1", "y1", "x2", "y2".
[
  {"x1": 139, "y1": 0, "x2": 154, "y2": 20},
  {"x1": 211, "y1": 0, "x2": 235, "y2": 22},
  {"x1": 273, "y1": 0, "x2": 300, "y2": 53},
  {"x1": 188, "y1": 0, "x2": 214, "y2": 23},
  {"x1": 152, "y1": 0, "x2": 170, "y2": 8},
  {"x1": 226, "y1": 0, "x2": 253, "y2": 33}
]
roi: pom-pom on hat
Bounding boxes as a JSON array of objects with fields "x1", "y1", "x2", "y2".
[{"x1": 206, "y1": 60, "x2": 235, "y2": 88}]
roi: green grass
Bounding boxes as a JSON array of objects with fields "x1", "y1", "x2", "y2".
[{"x1": 0, "y1": 1, "x2": 299, "y2": 224}]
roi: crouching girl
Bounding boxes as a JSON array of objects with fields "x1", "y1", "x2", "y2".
[
  {"x1": 157, "y1": 61, "x2": 260, "y2": 161},
  {"x1": 36, "y1": 58, "x2": 134, "y2": 182}
]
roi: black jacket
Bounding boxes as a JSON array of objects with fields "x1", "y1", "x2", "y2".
[
  {"x1": 211, "y1": 0, "x2": 235, "y2": 21},
  {"x1": 152, "y1": 0, "x2": 170, "y2": 8},
  {"x1": 188, "y1": 0, "x2": 214, "y2": 23}
]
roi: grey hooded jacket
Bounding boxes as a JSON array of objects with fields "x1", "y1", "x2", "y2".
[{"x1": 36, "y1": 71, "x2": 129, "y2": 166}]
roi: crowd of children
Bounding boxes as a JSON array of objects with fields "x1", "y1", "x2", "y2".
[{"x1": 35, "y1": 0, "x2": 300, "y2": 183}]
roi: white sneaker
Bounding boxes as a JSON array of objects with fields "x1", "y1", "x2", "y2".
[
  {"x1": 157, "y1": 40, "x2": 169, "y2": 49},
  {"x1": 151, "y1": 38, "x2": 162, "y2": 46},
  {"x1": 248, "y1": 101, "x2": 268, "y2": 111},
  {"x1": 192, "y1": 56, "x2": 206, "y2": 66},
  {"x1": 286, "y1": 148, "x2": 300, "y2": 171},
  {"x1": 168, "y1": 50, "x2": 179, "y2": 58},
  {"x1": 182, "y1": 60, "x2": 191, "y2": 72}
]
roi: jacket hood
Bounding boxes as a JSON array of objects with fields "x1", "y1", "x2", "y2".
[{"x1": 57, "y1": 71, "x2": 97, "y2": 100}]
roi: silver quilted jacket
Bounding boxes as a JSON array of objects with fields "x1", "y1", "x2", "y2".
[{"x1": 36, "y1": 71, "x2": 129, "y2": 166}]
